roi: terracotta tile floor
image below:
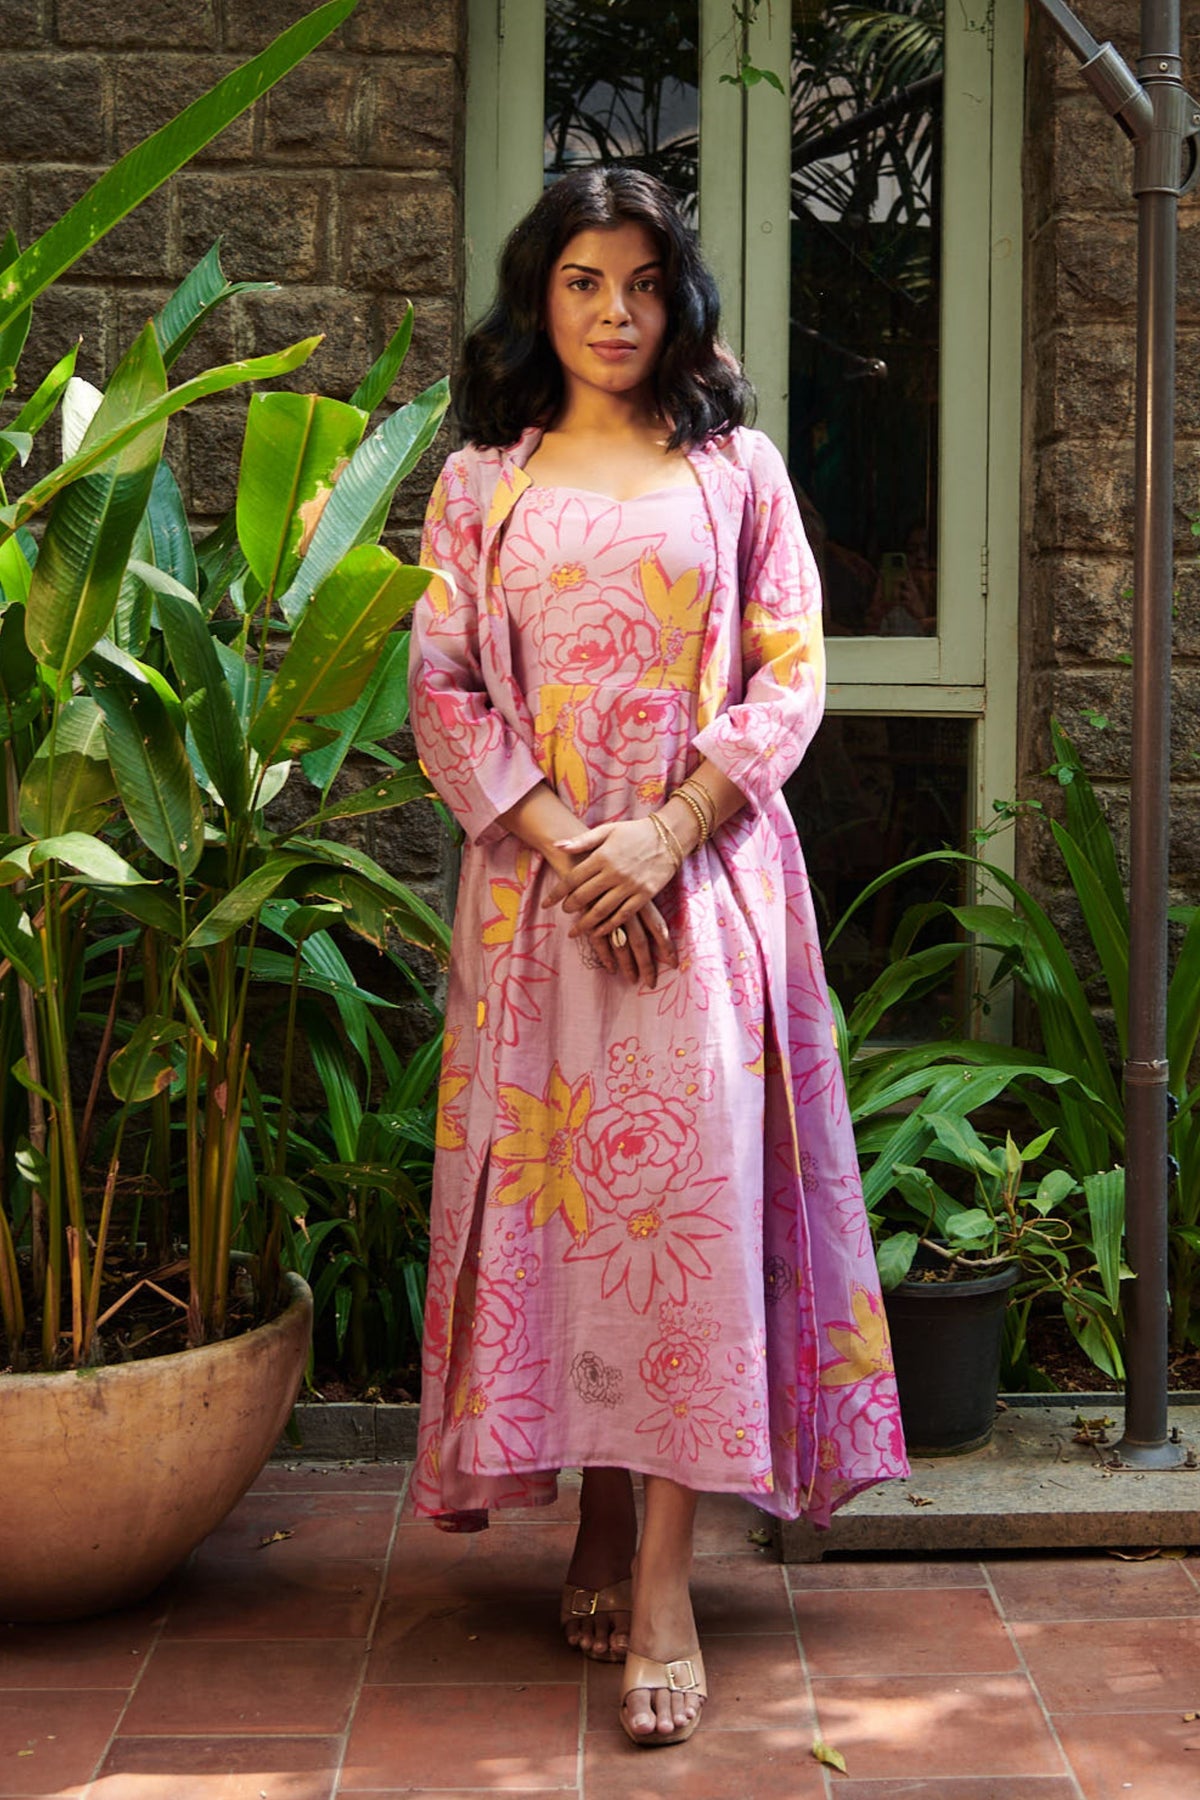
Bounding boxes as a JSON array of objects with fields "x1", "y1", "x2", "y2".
[{"x1": 3, "y1": 1460, "x2": 1200, "y2": 1799}]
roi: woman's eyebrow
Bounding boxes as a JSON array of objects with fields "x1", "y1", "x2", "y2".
[{"x1": 558, "y1": 260, "x2": 664, "y2": 276}]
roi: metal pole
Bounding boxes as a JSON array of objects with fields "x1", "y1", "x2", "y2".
[
  {"x1": 1117, "y1": 0, "x2": 1187, "y2": 1466},
  {"x1": 1031, "y1": 0, "x2": 1196, "y2": 1467}
]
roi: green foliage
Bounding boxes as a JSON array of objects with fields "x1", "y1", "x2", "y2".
[{"x1": 0, "y1": 0, "x2": 455, "y2": 1373}]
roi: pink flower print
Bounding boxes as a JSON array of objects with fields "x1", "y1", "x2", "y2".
[
  {"x1": 577, "y1": 1091, "x2": 698, "y2": 1209},
  {"x1": 472, "y1": 1275, "x2": 534, "y2": 1376},
  {"x1": 449, "y1": 1355, "x2": 554, "y2": 1474},
  {"x1": 502, "y1": 492, "x2": 653, "y2": 622},
  {"x1": 831, "y1": 1373, "x2": 908, "y2": 1470},
  {"x1": 655, "y1": 906, "x2": 726, "y2": 1023},
  {"x1": 635, "y1": 1388, "x2": 725, "y2": 1464},
  {"x1": 788, "y1": 942, "x2": 846, "y2": 1125},
  {"x1": 639, "y1": 1330, "x2": 711, "y2": 1403},
  {"x1": 497, "y1": 1229, "x2": 542, "y2": 1293},
  {"x1": 661, "y1": 1037, "x2": 715, "y2": 1105},
  {"x1": 606, "y1": 1038, "x2": 655, "y2": 1099},
  {"x1": 564, "y1": 1179, "x2": 729, "y2": 1315},
  {"x1": 540, "y1": 603, "x2": 658, "y2": 686},
  {"x1": 719, "y1": 1412, "x2": 765, "y2": 1460},
  {"x1": 832, "y1": 1171, "x2": 872, "y2": 1260},
  {"x1": 570, "y1": 1349, "x2": 623, "y2": 1406}
]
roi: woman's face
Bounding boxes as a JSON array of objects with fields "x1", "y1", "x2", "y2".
[{"x1": 543, "y1": 220, "x2": 668, "y2": 407}]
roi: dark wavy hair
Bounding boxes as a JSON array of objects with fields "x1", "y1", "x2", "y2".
[{"x1": 455, "y1": 167, "x2": 753, "y2": 451}]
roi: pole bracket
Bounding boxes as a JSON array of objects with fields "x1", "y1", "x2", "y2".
[{"x1": 1124, "y1": 1057, "x2": 1170, "y2": 1088}]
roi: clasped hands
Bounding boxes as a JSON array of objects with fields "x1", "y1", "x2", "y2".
[{"x1": 542, "y1": 816, "x2": 679, "y2": 988}]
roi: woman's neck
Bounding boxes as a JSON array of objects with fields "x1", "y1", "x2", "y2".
[{"x1": 551, "y1": 382, "x2": 663, "y2": 442}]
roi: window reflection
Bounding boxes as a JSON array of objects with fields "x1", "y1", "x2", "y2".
[
  {"x1": 789, "y1": 1, "x2": 943, "y2": 638},
  {"x1": 786, "y1": 713, "x2": 969, "y2": 1035},
  {"x1": 544, "y1": 0, "x2": 700, "y2": 211}
]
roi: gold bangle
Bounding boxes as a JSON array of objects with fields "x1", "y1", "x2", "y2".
[
  {"x1": 679, "y1": 776, "x2": 717, "y2": 835},
  {"x1": 649, "y1": 809, "x2": 684, "y2": 872},
  {"x1": 672, "y1": 785, "x2": 710, "y2": 846}
]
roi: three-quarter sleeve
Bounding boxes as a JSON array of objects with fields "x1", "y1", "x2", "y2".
[
  {"x1": 409, "y1": 451, "x2": 545, "y2": 846},
  {"x1": 692, "y1": 431, "x2": 826, "y2": 811}
]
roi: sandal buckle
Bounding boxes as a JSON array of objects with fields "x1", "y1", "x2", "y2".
[
  {"x1": 568, "y1": 1588, "x2": 599, "y2": 1617},
  {"x1": 664, "y1": 1658, "x2": 696, "y2": 1691}
]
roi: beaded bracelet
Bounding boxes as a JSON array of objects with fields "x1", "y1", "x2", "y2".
[
  {"x1": 679, "y1": 776, "x2": 717, "y2": 836},
  {"x1": 649, "y1": 809, "x2": 684, "y2": 872},
  {"x1": 673, "y1": 784, "x2": 710, "y2": 846}
]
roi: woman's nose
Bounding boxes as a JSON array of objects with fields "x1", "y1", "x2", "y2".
[{"x1": 601, "y1": 287, "x2": 632, "y2": 324}]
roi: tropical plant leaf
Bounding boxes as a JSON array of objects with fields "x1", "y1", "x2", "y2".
[
  {"x1": 154, "y1": 239, "x2": 276, "y2": 369},
  {"x1": 875, "y1": 1229, "x2": 920, "y2": 1290},
  {"x1": 299, "y1": 835, "x2": 451, "y2": 956},
  {"x1": 294, "y1": 764, "x2": 431, "y2": 832},
  {"x1": 236, "y1": 391, "x2": 367, "y2": 600},
  {"x1": 1167, "y1": 907, "x2": 1200, "y2": 1090},
  {"x1": 275, "y1": 377, "x2": 449, "y2": 623},
  {"x1": 0, "y1": 230, "x2": 31, "y2": 401},
  {"x1": 1083, "y1": 1167, "x2": 1126, "y2": 1314},
  {"x1": 1049, "y1": 818, "x2": 1130, "y2": 1060},
  {"x1": 28, "y1": 831, "x2": 152, "y2": 886},
  {"x1": 146, "y1": 459, "x2": 199, "y2": 595},
  {"x1": 25, "y1": 322, "x2": 168, "y2": 674},
  {"x1": 1050, "y1": 717, "x2": 1128, "y2": 929},
  {"x1": 0, "y1": 0, "x2": 359, "y2": 337},
  {"x1": 0, "y1": 343, "x2": 79, "y2": 477},
  {"x1": 19, "y1": 695, "x2": 115, "y2": 837},
  {"x1": 1, "y1": 336, "x2": 321, "y2": 538},
  {"x1": 0, "y1": 598, "x2": 37, "y2": 703},
  {"x1": 349, "y1": 303, "x2": 414, "y2": 413},
  {"x1": 0, "y1": 531, "x2": 34, "y2": 608},
  {"x1": 186, "y1": 850, "x2": 308, "y2": 947},
  {"x1": 89, "y1": 665, "x2": 203, "y2": 875},
  {"x1": 299, "y1": 629, "x2": 410, "y2": 795},
  {"x1": 249, "y1": 545, "x2": 426, "y2": 769},
  {"x1": 109, "y1": 1016, "x2": 188, "y2": 1102},
  {"x1": 132, "y1": 561, "x2": 250, "y2": 815}
]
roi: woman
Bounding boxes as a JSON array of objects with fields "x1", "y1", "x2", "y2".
[{"x1": 408, "y1": 166, "x2": 907, "y2": 1746}]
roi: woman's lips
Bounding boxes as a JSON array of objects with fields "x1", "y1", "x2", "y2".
[{"x1": 589, "y1": 341, "x2": 638, "y2": 361}]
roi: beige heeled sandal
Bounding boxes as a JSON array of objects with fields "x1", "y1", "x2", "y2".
[
  {"x1": 560, "y1": 1577, "x2": 633, "y2": 1662},
  {"x1": 619, "y1": 1649, "x2": 707, "y2": 1746}
]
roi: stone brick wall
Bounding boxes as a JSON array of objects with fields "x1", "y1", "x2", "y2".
[
  {"x1": 0, "y1": 0, "x2": 467, "y2": 1049},
  {"x1": 1023, "y1": 5, "x2": 1200, "y2": 937}
]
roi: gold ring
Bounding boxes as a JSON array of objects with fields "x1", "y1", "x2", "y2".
[{"x1": 611, "y1": 926, "x2": 628, "y2": 949}]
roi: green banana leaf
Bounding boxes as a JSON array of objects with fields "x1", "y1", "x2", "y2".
[
  {"x1": 349, "y1": 304, "x2": 414, "y2": 413},
  {"x1": 19, "y1": 695, "x2": 116, "y2": 837},
  {"x1": 25, "y1": 322, "x2": 168, "y2": 674},
  {"x1": 1, "y1": 336, "x2": 320, "y2": 538},
  {"x1": 0, "y1": 231, "x2": 31, "y2": 400},
  {"x1": 294, "y1": 765, "x2": 431, "y2": 833},
  {"x1": 132, "y1": 562, "x2": 250, "y2": 816},
  {"x1": 0, "y1": 0, "x2": 359, "y2": 337},
  {"x1": 146, "y1": 460, "x2": 199, "y2": 595},
  {"x1": 300, "y1": 630, "x2": 410, "y2": 796},
  {"x1": 298, "y1": 837, "x2": 450, "y2": 957},
  {"x1": 0, "y1": 344, "x2": 79, "y2": 478},
  {"x1": 27, "y1": 832, "x2": 151, "y2": 887},
  {"x1": 0, "y1": 532, "x2": 33, "y2": 608},
  {"x1": 236, "y1": 391, "x2": 368, "y2": 600},
  {"x1": 155, "y1": 241, "x2": 276, "y2": 370},
  {"x1": 0, "y1": 600, "x2": 37, "y2": 703},
  {"x1": 90, "y1": 666, "x2": 204, "y2": 876},
  {"x1": 249, "y1": 545, "x2": 428, "y2": 770},
  {"x1": 1082, "y1": 1167, "x2": 1126, "y2": 1314},
  {"x1": 276, "y1": 377, "x2": 449, "y2": 624},
  {"x1": 187, "y1": 850, "x2": 311, "y2": 948}
]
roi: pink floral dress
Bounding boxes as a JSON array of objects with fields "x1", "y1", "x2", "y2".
[{"x1": 409, "y1": 428, "x2": 908, "y2": 1527}]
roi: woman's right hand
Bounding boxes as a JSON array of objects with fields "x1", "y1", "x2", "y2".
[{"x1": 588, "y1": 898, "x2": 676, "y2": 989}]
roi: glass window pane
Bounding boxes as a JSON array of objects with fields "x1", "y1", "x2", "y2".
[
  {"x1": 544, "y1": 0, "x2": 700, "y2": 211},
  {"x1": 789, "y1": 1, "x2": 943, "y2": 640},
  {"x1": 786, "y1": 714, "x2": 970, "y2": 1038}
]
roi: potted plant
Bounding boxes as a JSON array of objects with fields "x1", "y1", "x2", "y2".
[
  {"x1": 0, "y1": 0, "x2": 453, "y2": 1623},
  {"x1": 867, "y1": 1115, "x2": 1080, "y2": 1453},
  {"x1": 826, "y1": 869, "x2": 1126, "y2": 1449}
]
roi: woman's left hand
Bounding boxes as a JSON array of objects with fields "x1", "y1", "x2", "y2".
[{"x1": 542, "y1": 818, "x2": 677, "y2": 938}]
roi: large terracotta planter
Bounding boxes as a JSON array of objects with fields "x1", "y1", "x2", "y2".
[{"x1": 0, "y1": 1270, "x2": 312, "y2": 1623}]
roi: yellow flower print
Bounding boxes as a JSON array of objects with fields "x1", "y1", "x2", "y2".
[
  {"x1": 638, "y1": 553, "x2": 704, "y2": 687},
  {"x1": 435, "y1": 1026, "x2": 470, "y2": 1152},
  {"x1": 482, "y1": 879, "x2": 522, "y2": 949},
  {"x1": 819, "y1": 1285, "x2": 895, "y2": 1388},
  {"x1": 493, "y1": 1063, "x2": 594, "y2": 1235},
  {"x1": 534, "y1": 686, "x2": 590, "y2": 811}
]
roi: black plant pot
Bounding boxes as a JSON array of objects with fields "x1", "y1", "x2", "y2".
[{"x1": 883, "y1": 1259, "x2": 1019, "y2": 1456}]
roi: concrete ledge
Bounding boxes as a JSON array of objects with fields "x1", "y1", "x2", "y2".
[
  {"x1": 273, "y1": 1401, "x2": 419, "y2": 1461},
  {"x1": 777, "y1": 1400, "x2": 1200, "y2": 1561}
]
